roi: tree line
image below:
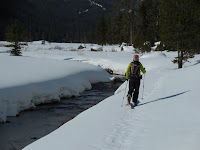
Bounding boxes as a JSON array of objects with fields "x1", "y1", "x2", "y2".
[
  {"x1": 94, "y1": 0, "x2": 200, "y2": 68},
  {"x1": 4, "y1": 0, "x2": 200, "y2": 68},
  {"x1": 0, "y1": 0, "x2": 113, "y2": 42}
]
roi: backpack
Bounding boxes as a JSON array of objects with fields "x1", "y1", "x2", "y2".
[{"x1": 129, "y1": 61, "x2": 140, "y2": 78}]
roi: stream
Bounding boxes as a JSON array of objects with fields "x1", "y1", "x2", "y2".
[{"x1": 0, "y1": 75, "x2": 125, "y2": 150}]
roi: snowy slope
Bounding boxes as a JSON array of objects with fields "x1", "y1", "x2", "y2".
[
  {"x1": 0, "y1": 51, "x2": 110, "y2": 122},
  {"x1": 19, "y1": 42, "x2": 200, "y2": 150}
]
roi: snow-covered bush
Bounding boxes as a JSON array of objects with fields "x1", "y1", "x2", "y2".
[
  {"x1": 54, "y1": 45, "x2": 64, "y2": 50},
  {"x1": 155, "y1": 42, "x2": 165, "y2": 51},
  {"x1": 111, "y1": 48, "x2": 117, "y2": 52},
  {"x1": 141, "y1": 41, "x2": 151, "y2": 53}
]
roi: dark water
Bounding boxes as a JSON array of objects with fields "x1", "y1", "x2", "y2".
[{"x1": 0, "y1": 76, "x2": 124, "y2": 150}]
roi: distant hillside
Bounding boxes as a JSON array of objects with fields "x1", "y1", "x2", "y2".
[{"x1": 0, "y1": 0, "x2": 114, "y2": 42}]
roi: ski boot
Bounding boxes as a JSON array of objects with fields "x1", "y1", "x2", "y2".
[
  {"x1": 127, "y1": 94, "x2": 131, "y2": 105},
  {"x1": 133, "y1": 100, "x2": 140, "y2": 106}
]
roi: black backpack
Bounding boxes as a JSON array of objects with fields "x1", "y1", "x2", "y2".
[{"x1": 129, "y1": 61, "x2": 140, "y2": 78}]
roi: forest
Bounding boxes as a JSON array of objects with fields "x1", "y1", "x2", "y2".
[
  {"x1": 2, "y1": 0, "x2": 200, "y2": 68},
  {"x1": 94, "y1": 0, "x2": 200, "y2": 68},
  {"x1": 0, "y1": 0, "x2": 113, "y2": 42}
]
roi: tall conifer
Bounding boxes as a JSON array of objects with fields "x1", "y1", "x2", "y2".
[
  {"x1": 160, "y1": 0, "x2": 198, "y2": 68},
  {"x1": 6, "y1": 20, "x2": 28, "y2": 56},
  {"x1": 96, "y1": 14, "x2": 107, "y2": 46}
]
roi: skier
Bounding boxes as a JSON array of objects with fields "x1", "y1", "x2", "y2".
[{"x1": 126, "y1": 55, "x2": 146, "y2": 106}]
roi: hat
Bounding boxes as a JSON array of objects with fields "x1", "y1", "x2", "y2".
[{"x1": 134, "y1": 55, "x2": 139, "y2": 61}]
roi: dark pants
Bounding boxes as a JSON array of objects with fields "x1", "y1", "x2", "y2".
[{"x1": 128, "y1": 77, "x2": 140, "y2": 104}]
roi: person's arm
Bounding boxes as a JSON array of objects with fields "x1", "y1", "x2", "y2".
[
  {"x1": 126, "y1": 63, "x2": 131, "y2": 80},
  {"x1": 140, "y1": 63, "x2": 146, "y2": 74}
]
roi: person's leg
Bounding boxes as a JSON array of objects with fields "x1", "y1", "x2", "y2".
[
  {"x1": 132, "y1": 79, "x2": 140, "y2": 104},
  {"x1": 128, "y1": 79, "x2": 134, "y2": 103}
]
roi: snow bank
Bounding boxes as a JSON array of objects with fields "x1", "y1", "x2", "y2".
[
  {"x1": 20, "y1": 42, "x2": 173, "y2": 75},
  {"x1": 0, "y1": 54, "x2": 110, "y2": 122},
  {"x1": 2, "y1": 41, "x2": 199, "y2": 150},
  {"x1": 141, "y1": 51, "x2": 167, "y2": 59},
  {"x1": 114, "y1": 80, "x2": 128, "y2": 95},
  {"x1": 23, "y1": 52, "x2": 200, "y2": 150}
]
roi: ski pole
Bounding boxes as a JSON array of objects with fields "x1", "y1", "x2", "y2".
[
  {"x1": 141, "y1": 74, "x2": 145, "y2": 100},
  {"x1": 121, "y1": 80, "x2": 128, "y2": 107}
]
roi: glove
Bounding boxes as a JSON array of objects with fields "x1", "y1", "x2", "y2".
[
  {"x1": 126, "y1": 78, "x2": 128, "y2": 81},
  {"x1": 140, "y1": 75, "x2": 142, "y2": 79}
]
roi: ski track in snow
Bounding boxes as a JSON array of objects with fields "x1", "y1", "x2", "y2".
[
  {"x1": 104, "y1": 110, "x2": 147, "y2": 150},
  {"x1": 89, "y1": 69, "x2": 166, "y2": 150},
  {"x1": 88, "y1": 99, "x2": 149, "y2": 150},
  {"x1": 91, "y1": 59, "x2": 172, "y2": 150}
]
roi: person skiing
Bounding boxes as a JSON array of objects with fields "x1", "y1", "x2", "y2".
[{"x1": 126, "y1": 54, "x2": 146, "y2": 106}]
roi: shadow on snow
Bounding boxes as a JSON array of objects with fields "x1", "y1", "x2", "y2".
[
  {"x1": 192, "y1": 60, "x2": 200, "y2": 66},
  {"x1": 138, "y1": 90, "x2": 190, "y2": 107}
]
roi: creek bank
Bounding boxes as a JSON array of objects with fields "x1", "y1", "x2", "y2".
[{"x1": 0, "y1": 76, "x2": 125, "y2": 150}]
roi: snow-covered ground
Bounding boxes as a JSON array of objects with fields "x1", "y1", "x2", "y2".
[
  {"x1": 0, "y1": 42, "x2": 112, "y2": 122},
  {"x1": 1, "y1": 41, "x2": 200, "y2": 150}
]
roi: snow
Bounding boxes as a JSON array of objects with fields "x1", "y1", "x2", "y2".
[
  {"x1": 79, "y1": 9, "x2": 89, "y2": 14},
  {"x1": 88, "y1": 0, "x2": 106, "y2": 11},
  {"x1": 1, "y1": 41, "x2": 200, "y2": 150},
  {"x1": 0, "y1": 44, "x2": 111, "y2": 122},
  {"x1": 78, "y1": 0, "x2": 106, "y2": 14}
]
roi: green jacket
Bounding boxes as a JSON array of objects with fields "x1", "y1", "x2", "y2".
[{"x1": 126, "y1": 61, "x2": 146, "y2": 79}]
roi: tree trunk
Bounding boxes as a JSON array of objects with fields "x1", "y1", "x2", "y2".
[
  {"x1": 130, "y1": 26, "x2": 133, "y2": 45},
  {"x1": 178, "y1": 50, "x2": 183, "y2": 68},
  {"x1": 177, "y1": 40, "x2": 182, "y2": 69}
]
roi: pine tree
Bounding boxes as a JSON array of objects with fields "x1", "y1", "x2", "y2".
[
  {"x1": 106, "y1": 0, "x2": 123, "y2": 44},
  {"x1": 134, "y1": 0, "x2": 161, "y2": 49},
  {"x1": 6, "y1": 20, "x2": 28, "y2": 56},
  {"x1": 160, "y1": 0, "x2": 198, "y2": 68},
  {"x1": 106, "y1": 14, "x2": 122, "y2": 44},
  {"x1": 146, "y1": 0, "x2": 161, "y2": 45},
  {"x1": 133, "y1": 0, "x2": 151, "y2": 50},
  {"x1": 106, "y1": 0, "x2": 136, "y2": 45},
  {"x1": 191, "y1": 0, "x2": 200, "y2": 54},
  {"x1": 133, "y1": 28, "x2": 144, "y2": 49},
  {"x1": 96, "y1": 14, "x2": 107, "y2": 46}
]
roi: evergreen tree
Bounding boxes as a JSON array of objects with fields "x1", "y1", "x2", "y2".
[
  {"x1": 106, "y1": 14, "x2": 122, "y2": 44},
  {"x1": 146, "y1": 0, "x2": 161, "y2": 45},
  {"x1": 133, "y1": 28, "x2": 144, "y2": 48},
  {"x1": 119, "y1": 0, "x2": 132, "y2": 44},
  {"x1": 106, "y1": 0, "x2": 123, "y2": 44},
  {"x1": 106, "y1": 0, "x2": 136, "y2": 45},
  {"x1": 96, "y1": 14, "x2": 107, "y2": 45},
  {"x1": 6, "y1": 20, "x2": 28, "y2": 56},
  {"x1": 133, "y1": 0, "x2": 161, "y2": 50},
  {"x1": 191, "y1": 0, "x2": 200, "y2": 54},
  {"x1": 160, "y1": 0, "x2": 198, "y2": 68}
]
